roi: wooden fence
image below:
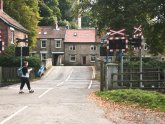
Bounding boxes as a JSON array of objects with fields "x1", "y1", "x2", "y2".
[
  {"x1": 0, "y1": 67, "x2": 35, "y2": 87},
  {"x1": 99, "y1": 62, "x2": 165, "y2": 90},
  {"x1": 117, "y1": 68, "x2": 164, "y2": 88},
  {"x1": 112, "y1": 71, "x2": 165, "y2": 88}
]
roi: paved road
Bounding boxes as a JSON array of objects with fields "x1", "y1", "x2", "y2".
[{"x1": 0, "y1": 66, "x2": 113, "y2": 124}]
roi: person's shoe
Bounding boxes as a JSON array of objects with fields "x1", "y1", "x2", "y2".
[
  {"x1": 29, "y1": 89, "x2": 34, "y2": 93},
  {"x1": 19, "y1": 90, "x2": 24, "y2": 94}
]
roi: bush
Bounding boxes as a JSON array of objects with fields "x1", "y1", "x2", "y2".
[
  {"x1": 0, "y1": 46, "x2": 41, "y2": 70},
  {"x1": 96, "y1": 89, "x2": 165, "y2": 111},
  {"x1": 124, "y1": 57, "x2": 165, "y2": 69}
]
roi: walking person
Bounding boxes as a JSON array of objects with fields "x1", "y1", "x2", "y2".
[{"x1": 19, "y1": 61, "x2": 34, "y2": 94}]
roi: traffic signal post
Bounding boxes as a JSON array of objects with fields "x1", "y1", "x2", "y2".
[
  {"x1": 106, "y1": 28, "x2": 127, "y2": 86},
  {"x1": 133, "y1": 25, "x2": 143, "y2": 87}
]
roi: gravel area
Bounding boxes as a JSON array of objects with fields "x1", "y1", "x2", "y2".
[{"x1": 89, "y1": 92, "x2": 165, "y2": 124}]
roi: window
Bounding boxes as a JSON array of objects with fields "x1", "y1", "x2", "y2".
[
  {"x1": 11, "y1": 31, "x2": 14, "y2": 44},
  {"x1": 91, "y1": 55, "x2": 96, "y2": 62},
  {"x1": 90, "y1": 45, "x2": 97, "y2": 50},
  {"x1": 41, "y1": 53, "x2": 46, "y2": 61},
  {"x1": 55, "y1": 39, "x2": 61, "y2": 48},
  {"x1": 69, "y1": 45, "x2": 76, "y2": 50},
  {"x1": 41, "y1": 40, "x2": 46, "y2": 48},
  {"x1": 70, "y1": 55, "x2": 76, "y2": 62}
]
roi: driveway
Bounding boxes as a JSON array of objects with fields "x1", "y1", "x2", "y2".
[{"x1": 0, "y1": 66, "x2": 113, "y2": 124}]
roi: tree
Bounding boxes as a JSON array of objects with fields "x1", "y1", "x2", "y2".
[
  {"x1": 90, "y1": 0, "x2": 148, "y2": 35},
  {"x1": 144, "y1": 0, "x2": 165, "y2": 55},
  {"x1": 4, "y1": 0, "x2": 40, "y2": 47},
  {"x1": 59, "y1": 0, "x2": 73, "y2": 21},
  {"x1": 38, "y1": 0, "x2": 61, "y2": 26},
  {"x1": 88, "y1": 0, "x2": 165, "y2": 55}
]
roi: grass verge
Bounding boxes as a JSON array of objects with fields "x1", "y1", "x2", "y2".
[{"x1": 96, "y1": 89, "x2": 165, "y2": 112}]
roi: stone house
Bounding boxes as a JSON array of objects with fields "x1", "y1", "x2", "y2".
[
  {"x1": 36, "y1": 26, "x2": 66, "y2": 65},
  {"x1": 36, "y1": 27, "x2": 100, "y2": 66},
  {"x1": 64, "y1": 29, "x2": 100, "y2": 66},
  {"x1": 0, "y1": 0, "x2": 29, "y2": 54}
]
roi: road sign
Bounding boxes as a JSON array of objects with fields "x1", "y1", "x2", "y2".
[
  {"x1": 133, "y1": 25, "x2": 143, "y2": 37},
  {"x1": 106, "y1": 28, "x2": 128, "y2": 52},
  {"x1": 132, "y1": 25, "x2": 143, "y2": 49},
  {"x1": 109, "y1": 29, "x2": 125, "y2": 36},
  {"x1": 15, "y1": 47, "x2": 29, "y2": 56},
  {"x1": 133, "y1": 25, "x2": 142, "y2": 34}
]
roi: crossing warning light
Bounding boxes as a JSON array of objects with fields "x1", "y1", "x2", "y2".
[
  {"x1": 109, "y1": 39, "x2": 126, "y2": 49},
  {"x1": 129, "y1": 37, "x2": 142, "y2": 48}
]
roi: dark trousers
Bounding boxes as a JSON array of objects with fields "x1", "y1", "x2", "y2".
[{"x1": 20, "y1": 77, "x2": 31, "y2": 90}]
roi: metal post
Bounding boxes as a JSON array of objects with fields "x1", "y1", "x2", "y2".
[
  {"x1": 100, "y1": 60, "x2": 104, "y2": 91},
  {"x1": 106, "y1": 45, "x2": 109, "y2": 63},
  {"x1": 21, "y1": 46, "x2": 23, "y2": 67},
  {"x1": 140, "y1": 48, "x2": 143, "y2": 87},
  {"x1": 120, "y1": 51, "x2": 123, "y2": 86}
]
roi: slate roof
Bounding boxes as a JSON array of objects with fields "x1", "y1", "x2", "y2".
[
  {"x1": 38, "y1": 26, "x2": 66, "y2": 39},
  {"x1": 0, "y1": 10, "x2": 29, "y2": 33},
  {"x1": 64, "y1": 29, "x2": 96, "y2": 43}
]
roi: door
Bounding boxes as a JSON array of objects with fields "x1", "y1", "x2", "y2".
[
  {"x1": 82, "y1": 56, "x2": 86, "y2": 65},
  {"x1": 53, "y1": 54, "x2": 59, "y2": 66}
]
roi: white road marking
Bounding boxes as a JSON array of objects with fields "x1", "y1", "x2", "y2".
[
  {"x1": 0, "y1": 106, "x2": 28, "y2": 124},
  {"x1": 65, "y1": 69, "x2": 73, "y2": 81},
  {"x1": 88, "y1": 80, "x2": 93, "y2": 89},
  {"x1": 38, "y1": 88, "x2": 53, "y2": 98},
  {"x1": 65, "y1": 80, "x2": 91, "y2": 82},
  {"x1": 56, "y1": 82, "x2": 64, "y2": 87}
]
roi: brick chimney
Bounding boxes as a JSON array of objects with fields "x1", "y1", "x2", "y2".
[{"x1": 0, "y1": 0, "x2": 3, "y2": 11}]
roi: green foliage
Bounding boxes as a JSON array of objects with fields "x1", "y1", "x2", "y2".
[
  {"x1": 38, "y1": 0, "x2": 61, "y2": 26},
  {"x1": 88, "y1": 0, "x2": 165, "y2": 54},
  {"x1": 0, "y1": 46, "x2": 41, "y2": 70},
  {"x1": 4, "y1": 0, "x2": 40, "y2": 47},
  {"x1": 24, "y1": 56, "x2": 41, "y2": 70},
  {"x1": 59, "y1": 0, "x2": 73, "y2": 21},
  {"x1": 124, "y1": 58, "x2": 165, "y2": 69},
  {"x1": 70, "y1": 21, "x2": 78, "y2": 29},
  {"x1": 96, "y1": 89, "x2": 165, "y2": 111}
]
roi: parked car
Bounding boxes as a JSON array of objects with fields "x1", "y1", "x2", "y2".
[{"x1": 36, "y1": 66, "x2": 45, "y2": 77}]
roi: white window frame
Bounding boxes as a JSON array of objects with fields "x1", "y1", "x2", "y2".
[
  {"x1": 41, "y1": 39, "x2": 47, "y2": 48},
  {"x1": 55, "y1": 39, "x2": 62, "y2": 48},
  {"x1": 69, "y1": 45, "x2": 76, "y2": 50},
  {"x1": 41, "y1": 53, "x2": 47, "y2": 61},
  {"x1": 90, "y1": 45, "x2": 97, "y2": 51},
  {"x1": 90, "y1": 55, "x2": 96, "y2": 62},
  {"x1": 70, "y1": 55, "x2": 76, "y2": 62},
  {"x1": 11, "y1": 31, "x2": 14, "y2": 44}
]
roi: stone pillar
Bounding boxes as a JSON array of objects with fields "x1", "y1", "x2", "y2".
[{"x1": 106, "y1": 63, "x2": 118, "y2": 89}]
